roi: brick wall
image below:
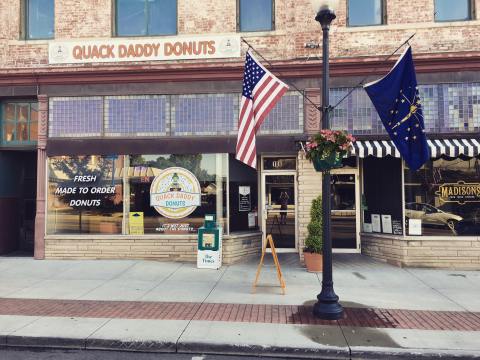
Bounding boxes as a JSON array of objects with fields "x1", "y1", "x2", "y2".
[
  {"x1": 1, "y1": 0, "x2": 480, "y2": 69},
  {"x1": 44, "y1": 232, "x2": 261, "y2": 264},
  {"x1": 362, "y1": 234, "x2": 480, "y2": 270}
]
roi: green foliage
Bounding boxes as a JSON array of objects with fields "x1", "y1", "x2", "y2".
[{"x1": 304, "y1": 195, "x2": 323, "y2": 254}]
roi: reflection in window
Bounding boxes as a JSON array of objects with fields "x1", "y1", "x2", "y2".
[
  {"x1": 26, "y1": 0, "x2": 54, "y2": 39},
  {"x1": 116, "y1": 0, "x2": 177, "y2": 36},
  {"x1": 127, "y1": 154, "x2": 228, "y2": 234},
  {"x1": 404, "y1": 157, "x2": 480, "y2": 236},
  {"x1": 47, "y1": 156, "x2": 124, "y2": 234},
  {"x1": 239, "y1": 0, "x2": 273, "y2": 32},
  {"x1": 435, "y1": 0, "x2": 472, "y2": 22},
  {"x1": 348, "y1": 0, "x2": 384, "y2": 26},
  {"x1": 1, "y1": 102, "x2": 38, "y2": 145}
]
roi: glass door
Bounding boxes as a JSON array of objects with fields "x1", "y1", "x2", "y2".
[
  {"x1": 262, "y1": 174, "x2": 296, "y2": 250},
  {"x1": 331, "y1": 172, "x2": 360, "y2": 251}
]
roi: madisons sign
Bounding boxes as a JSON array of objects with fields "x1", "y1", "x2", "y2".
[{"x1": 49, "y1": 35, "x2": 241, "y2": 65}]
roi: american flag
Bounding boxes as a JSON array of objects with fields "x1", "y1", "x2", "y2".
[{"x1": 236, "y1": 50, "x2": 289, "y2": 168}]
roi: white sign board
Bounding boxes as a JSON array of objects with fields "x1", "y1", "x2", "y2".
[
  {"x1": 363, "y1": 223, "x2": 373, "y2": 233},
  {"x1": 408, "y1": 219, "x2": 422, "y2": 235},
  {"x1": 49, "y1": 34, "x2": 241, "y2": 64},
  {"x1": 381, "y1": 215, "x2": 393, "y2": 234},
  {"x1": 371, "y1": 214, "x2": 382, "y2": 232}
]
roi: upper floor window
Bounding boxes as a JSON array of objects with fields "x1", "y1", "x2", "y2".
[
  {"x1": 347, "y1": 0, "x2": 384, "y2": 26},
  {"x1": 435, "y1": 0, "x2": 473, "y2": 22},
  {"x1": 25, "y1": 0, "x2": 54, "y2": 39},
  {"x1": 238, "y1": 0, "x2": 274, "y2": 32},
  {"x1": 115, "y1": 0, "x2": 177, "y2": 36},
  {"x1": 1, "y1": 102, "x2": 38, "y2": 146}
]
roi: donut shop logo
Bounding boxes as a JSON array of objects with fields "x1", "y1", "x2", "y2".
[{"x1": 150, "y1": 167, "x2": 201, "y2": 219}]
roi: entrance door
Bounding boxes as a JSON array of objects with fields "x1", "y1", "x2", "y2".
[
  {"x1": 331, "y1": 171, "x2": 360, "y2": 251},
  {"x1": 262, "y1": 174, "x2": 296, "y2": 251}
]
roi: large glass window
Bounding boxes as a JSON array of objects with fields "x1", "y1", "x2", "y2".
[
  {"x1": 26, "y1": 0, "x2": 54, "y2": 39},
  {"x1": 347, "y1": 0, "x2": 384, "y2": 26},
  {"x1": 127, "y1": 154, "x2": 227, "y2": 234},
  {"x1": 116, "y1": 0, "x2": 177, "y2": 36},
  {"x1": 1, "y1": 102, "x2": 38, "y2": 145},
  {"x1": 47, "y1": 156, "x2": 124, "y2": 234},
  {"x1": 435, "y1": 0, "x2": 472, "y2": 22},
  {"x1": 404, "y1": 157, "x2": 480, "y2": 236},
  {"x1": 238, "y1": 0, "x2": 273, "y2": 32}
]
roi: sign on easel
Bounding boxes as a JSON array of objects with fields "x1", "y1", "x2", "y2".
[{"x1": 252, "y1": 234, "x2": 286, "y2": 295}]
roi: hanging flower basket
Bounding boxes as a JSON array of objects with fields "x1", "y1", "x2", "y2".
[
  {"x1": 305, "y1": 130, "x2": 355, "y2": 172},
  {"x1": 312, "y1": 151, "x2": 345, "y2": 171}
]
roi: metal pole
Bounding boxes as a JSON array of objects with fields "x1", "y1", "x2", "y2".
[{"x1": 313, "y1": 8, "x2": 344, "y2": 321}]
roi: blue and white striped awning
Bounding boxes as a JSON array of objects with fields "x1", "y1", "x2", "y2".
[{"x1": 350, "y1": 139, "x2": 480, "y2": 158}]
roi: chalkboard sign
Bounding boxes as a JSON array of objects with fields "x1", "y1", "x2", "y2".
[{"x1": 392, "y1": 219, "x2": 403, "y2": 235}]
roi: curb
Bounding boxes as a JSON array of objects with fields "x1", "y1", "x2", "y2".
[{"x1": 1, "y1": 335, "x2": 480, "y2": 359}]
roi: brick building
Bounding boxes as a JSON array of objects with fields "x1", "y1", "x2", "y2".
[{"x1": 0, "y1": 0, "x2": 479, "y2": 268}]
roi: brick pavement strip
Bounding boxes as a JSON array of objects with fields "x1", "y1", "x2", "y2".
[{"x1": 0, "y1": 297, "x2": 479, "y2": 331}]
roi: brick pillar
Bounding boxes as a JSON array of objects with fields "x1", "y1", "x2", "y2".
[
  {"x1": 34, "y1": 95, "x2": 48, "y2": 260},
  {"x1": 297, "y1": 151, "x2": 322, "y2": 261}
]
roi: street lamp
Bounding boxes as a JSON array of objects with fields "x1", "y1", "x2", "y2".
[{"x1": 310, "y1": 0, "x2": 344, "y2": 320}]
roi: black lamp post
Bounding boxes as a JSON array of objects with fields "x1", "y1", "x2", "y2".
[{"x1": 310, "y1": 0, "x2": 344, "y2": 320}]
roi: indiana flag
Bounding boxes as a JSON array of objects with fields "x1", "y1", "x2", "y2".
[
  {"x1": 236, "y1": 50, "x2": 289, "y2": 168},
  {"x1": 364, "y1": 46, "x2": 429, "y2": 171}
]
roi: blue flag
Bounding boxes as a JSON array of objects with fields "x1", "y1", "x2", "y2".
[{"x1": 364, "y1": 46, "x2": 429, "y2": 171}]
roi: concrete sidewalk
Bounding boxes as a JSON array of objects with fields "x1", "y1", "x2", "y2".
[{"x1": 0, "y1": 254, "x2": 479, "y2": 359}]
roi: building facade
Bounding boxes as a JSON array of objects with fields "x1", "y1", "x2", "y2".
[{"x1": 0, "y1": 0, "x2": 479, "y2": 268}]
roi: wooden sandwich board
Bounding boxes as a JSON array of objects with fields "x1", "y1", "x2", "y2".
[{"x1": 252, "y1": 234, "x2": 286, "y2": 295}]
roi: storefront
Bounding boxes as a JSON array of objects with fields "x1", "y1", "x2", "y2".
[{"x1": 353, "y1": 139, "x2": 480, "y2": 269}]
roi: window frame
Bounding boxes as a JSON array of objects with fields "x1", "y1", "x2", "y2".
[
  {"x1": 1, "y1": 101, "x2": 38, "y2": 146},
  {"x1": 346, "y1": 0, "x2": 387, "y2": 27},
  {"x1": 434, "y1": 0, "x2": 474, "y2": 22},
  {"x1": 237, "y1": 0, "x2": 275, "y2": 33},
  {"x1": 114, "y1": 0, "x2": 178, "y2": 37},
  {"x1": 24, "y1": 0, "x2": 55, "y2": 40}
]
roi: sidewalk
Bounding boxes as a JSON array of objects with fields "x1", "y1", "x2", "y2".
[{"x1": 0, "y1": 254, "x2": 479, "y2": 359}]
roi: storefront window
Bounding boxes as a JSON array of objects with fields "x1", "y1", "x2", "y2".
[
  {"x1": 405, "y1": 157, "x2": 480, "y2": 236},
  {"x1": 127, "y1": 154, "x2": 228, "y2": 234},
  {"x1": 47, "y1": 156, "x2": 124, "y2": 234}
]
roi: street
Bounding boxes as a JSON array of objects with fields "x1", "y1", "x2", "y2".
[{"x1": 0, "y1": 349, "x2": 284, "y2": 360}]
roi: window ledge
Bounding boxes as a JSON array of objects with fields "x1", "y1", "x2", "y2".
[
  {"x1": 360, "y1": 232, "x2": 479, "y2": 241},
  {"x1": 336, "y1": 20, "x2": 480, "y2": 33}
]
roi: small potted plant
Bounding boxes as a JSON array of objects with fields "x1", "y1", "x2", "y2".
[
  {"x1": 305, "y1": 130, "x2": 355, "y2": 172},
  {"x1": 304, "y1": 195, "x2": 323, "y2": 272}
]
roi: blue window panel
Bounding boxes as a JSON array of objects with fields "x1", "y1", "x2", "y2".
[
  {"x1": 259, "y1": 93, "x2": 303, "y2": 134},
  {"x1": 239, "y1": 0, "x2": 273, "y2": 32},
  {"x1": 49, "y1": 98, "x2": 103, "y2": 137},
  {"x1": 148, "y1": 0, "x2": 177, "y2": 35},
  {"x1": 435, "y1": 0, "x2": 471, "y2": 21},
  {"x1": 172, "y1": 94, "x2": 237, "y2": 135},
  {"x1": 330, "y1": 83, "x2": 480, "y2": 135},
  {"x1": 116, "y1": 0, "x2": 177, "y2": 36},
  {"x1": 116, "y1": 0, "x2": 147, "y2": 36},
  {"x1": 105, "y1": 96, "x2": 167, "y2": 136},
  {"x1": 27, "y1": 0, "x2": 54, "y2": 39},
  {"x1": 348, "y1": 0, "x2": 383, "y2": 26}
]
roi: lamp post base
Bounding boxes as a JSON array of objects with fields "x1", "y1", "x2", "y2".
[{"x1": 313, "y1": 287, "x2": 344, "y2": 320}]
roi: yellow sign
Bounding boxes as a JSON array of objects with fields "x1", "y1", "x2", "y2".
[
  {"x1": 436, "y1": 181, "x2": 480, "y2": 204},
  {"x1": 129, "y1": 212, "x2": 144, "y2": 235}
]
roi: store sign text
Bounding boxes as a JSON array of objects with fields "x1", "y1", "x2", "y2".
[
  {"x1": 49, "y1": 35, "x2": 241, "y2": 64},
  {"x1": 54, "y1": 176, "x2": 115, "y2": 207},
  {"x1": 436, "y1": 181, "x2": 480, "y2": 204}
]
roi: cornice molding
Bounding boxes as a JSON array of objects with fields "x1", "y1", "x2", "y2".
[{"x1": 2, "y1": 50, "x2": 480, "y2": 87}]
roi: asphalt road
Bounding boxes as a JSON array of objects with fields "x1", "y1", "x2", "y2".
[{"x1": 0, "y1": 349, "x2": 286, "y2": 360}]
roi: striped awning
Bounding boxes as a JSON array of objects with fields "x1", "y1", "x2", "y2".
[{"x1": 350, "y1": 139, "x2": 480, "y2": 158}]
